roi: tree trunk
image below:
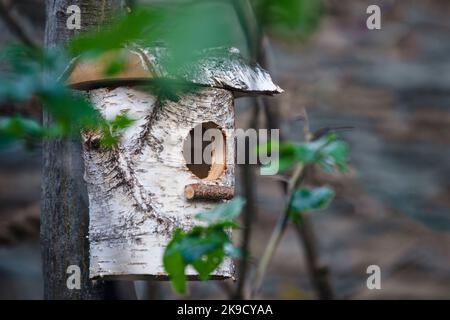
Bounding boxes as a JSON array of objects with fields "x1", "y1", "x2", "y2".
[{"x1": 41, "y1": 0, "x2": 123, "y2": 300}]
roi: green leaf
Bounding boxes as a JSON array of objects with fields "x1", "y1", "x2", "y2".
[
  {"x1": 211, "y1": 220, "x2": 241, "y2": 229},
  {"x1": 294, "y1": 133, "x2": 337, "y2": 163},
  {"x1": 195, "y1": 197, "x2": 245, "y2": 224},
  {"x1": 99, "y1": 130, "x2": 117, "y2": 148},
  {"x1": 68, "y1": 9, "x2": 163, "y2": 57},
  {"x1": 224, "y1": 243, "x2": 242, "y2": 258},
  {"x1": 68, "y1": 4, "x2": 240, "y2": 77},
  {"x1": 99, "y1": 112, "x2": 135, "y2": 148},
  {"x1": 111, "y1": 113, "x2": 134, "y2": 130},
  {"x1": 178, "y1": 232, "x2": 224, "y2": 264},
  {"x1": 163, "y1": 227, "x2": 230, "y2": 293},
  {"x1": 321, "y1": 140, "x2": 349, "y2": 173},
  {"x1": 163, "y1": 229, "x2": 188, "y2": 294},
  {"x1": 253, "y1": 0, "x2": 324, "y2": 40},
  {"x1": 164, "y1": 198, "x2": 244, "y2": 294},
  {"x1": 192, "y1": 245, "x2": 225, "y2": 281},
  {"x1": 103, "y1": 52, "x2": 127, "y2": 76},
  {"x1": 260, "y1": 133, "x2": 347, "y2": 173},
  {"x1": 290, "y1": 186, "x2": 335, "y2": 219},
  {"x1": 260, "y1": 132, "x2": 350, "y2": 174},
  {"x1": 0, "y1": 116, "x2": 42, "y2": 137},
  {"x1": 157, "y1": 3, "x2": 238, "y2": 75},
  {"x1": 0, "y1": 116, "x2": 47, "y2": 149},
  {"x1": 257, "y1": 140, "x2": 299, "y2": 173}
]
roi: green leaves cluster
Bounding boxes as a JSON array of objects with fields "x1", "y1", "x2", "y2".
[
  {"x1": 98, "y1": 111, "x2": 136, "y2": 148},
  {"x1": 69, "y1": 4, "x2": 238, "y2": 74},
  {"x1": 69, "y1": 4, "x2": 242, "y2": 100},
  {"x1": 259, "y1": 132, "x2": 349, "y2": 174},
  {"x1": 258, "y1": 132, "x2": 349, "y2": 223},
  {"x1": 289, "y1": 187, "x2": 335, "y2": 223},
  {"x1": 163, "y1": 197, "x2": 245, "y2": 294},
  {"x1": 0, "y1": 116, "x2": 60, "y2": 149},
  {"x1": 0, "y1": 1, "x2": 325, "y2": 149},
  {"x1": 0, "y1": 3, "x2": 245, "y2": 149},
  {"x1": 0, "y1": 45, "x2": 136, "y2": 149},
  {"x1": 68, "y1": 9, "x2": 162, "y2": 58}
]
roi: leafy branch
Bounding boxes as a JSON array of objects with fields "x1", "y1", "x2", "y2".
[
  {"x1": 163, "y1": 197, "x2": 245, "y2": 294},
  {"x1": 0, "y1": 44, "x2": 137, "y2": 149},
  {"x1": 251, "y1": 131, "x2": 349, "y2": 297},
  {"x1": 0, "y1": 1, "x2": 324, "y2": 149}
]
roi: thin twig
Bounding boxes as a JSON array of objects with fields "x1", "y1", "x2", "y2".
[
  {"x1": 293, "y1": 107, "x2": 335, "y2": 299},
  {"x1": 294, "y1": 217, "x2": 334, "y2": 299},
  {"x1": 251, "y1": 105, "x2": 336, "y2": 299},
  {"x1": 0, "y1": 0, "x2": 39, "y2": 49},
  {"x1": 251, "y1": 163, "x2": 307, "y2": 298},
  {"x1": 250, "y1": 209, "x2": 289, "y2": 298}
]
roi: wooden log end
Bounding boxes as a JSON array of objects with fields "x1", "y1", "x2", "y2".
[{"x1": 184, "y1": 183, "x2": 234, "y2": 201}]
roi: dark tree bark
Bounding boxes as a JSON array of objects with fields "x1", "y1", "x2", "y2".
[{"x1": 41, "y1": 0, "x2": 123, "y2": 300}]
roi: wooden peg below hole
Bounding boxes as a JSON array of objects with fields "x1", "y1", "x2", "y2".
[{"x1": 184, "y1": 183, "x2": 234, "y2": 201}]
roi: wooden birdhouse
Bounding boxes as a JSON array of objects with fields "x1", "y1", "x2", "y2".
[{"x1": 66, "y1": 46, "x2": 282, "y2": 280}]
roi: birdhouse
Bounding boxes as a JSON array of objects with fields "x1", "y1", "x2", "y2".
[{"x1": 66, "y1": 46, "x2": 282, "y2": 280}]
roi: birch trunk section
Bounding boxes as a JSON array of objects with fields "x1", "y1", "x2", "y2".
[{"x1": 83, "y1": 87, "x2": 235, "y2": 279}]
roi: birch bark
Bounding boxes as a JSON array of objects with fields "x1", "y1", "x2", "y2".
[{"x1": 84, "y1": 87, "x2": 235, "y2": 279}]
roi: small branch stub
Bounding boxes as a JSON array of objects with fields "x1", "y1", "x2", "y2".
[{"x1": 184, "y1": 183, "x2": 234, "y2": 201}]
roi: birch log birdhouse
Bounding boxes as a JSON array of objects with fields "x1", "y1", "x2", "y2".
[{"x1": 66, "y1": 47, "x2": 282, "y2": 280}]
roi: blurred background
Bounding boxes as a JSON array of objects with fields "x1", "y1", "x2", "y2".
[{"x1": 1, "y1": 0, "x2": 450, "y2": 299}]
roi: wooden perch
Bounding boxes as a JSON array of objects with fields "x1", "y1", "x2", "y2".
[{"x1": 185, "y1": 183, "x2": 234, "y2": 201}]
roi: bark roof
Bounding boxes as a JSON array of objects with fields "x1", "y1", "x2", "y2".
[{"x1": 66, "y1": 47, "x2": 283, "y2": 96}]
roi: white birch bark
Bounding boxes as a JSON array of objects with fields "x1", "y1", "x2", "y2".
[{"x1": 83, "y1": 86, "x2": 235, "y2": 279}]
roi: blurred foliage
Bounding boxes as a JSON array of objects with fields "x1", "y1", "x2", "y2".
[
  {"x1": 0, "y1": 45, "x2": 134, "y2": 148},
  {"x1": 252, "y1": 0, "x2": 323, "y2": 39},
  {"x1": 289, "y1": 187, "x2": 335, "y2": 223},
  {"x1": 98, "y1": 111, "x2": 136, "y2": 148},
  {"x1": 195, "y1": 197, "x2": 245, "y2": 224},
  {"x1": 258, "y1": 132, "x2": 349, "y2": 174},
  {"x1": 163, "y1": 197, "x2": 245, "y2": 294},
  {"x1": 0, "y1": 116, "x2": 60, "y2": 149},
  {"x1": 70, "y1": 4, "x2": 239, "y2": 74},
  {"x1": 0, "y1": 0, "x2": 324, "y2": 149},
  {"x1": 258, "y1": 132, "x2": 349, "y2": 225},
  {"x1": 69, "y1": 9, "x2": 161, "y2": 57},
  {"x1": 253, "y1": 131, "x2": 347, "y2": 295}
]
